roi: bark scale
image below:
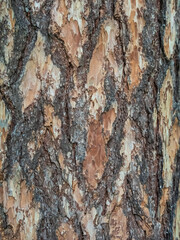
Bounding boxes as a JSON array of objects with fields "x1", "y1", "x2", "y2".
[{"x1": 0, "y1": 0, "x2": 179, "y2": 239}]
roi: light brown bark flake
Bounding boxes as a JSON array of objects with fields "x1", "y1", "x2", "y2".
[
  {"x1": 50, "y1": 0, "x2": 88, "y2": 66},
  {"x1": 102, "y1": 106, "x2": 117, "y2": 143},
  {"x1": 123, "y1": 0, "x2": 146, "y2": 91},
  {"x1": 20, "y1": 32, "x2": 61, "y2": 112},
  {"x1": 0, "y1": 100, "x2": 11, "y2": 170},
  {"x1": 60, "y1": 19, "x2": 81, "y2": 66},
  {"x1": 87, "y1": 19, "x2": 119, "y2": 120},
  {"x1": 83, "y1": 120, "x2": 108, "y2": 189},
  {"x1": 163, "y1": 0, "x2": 176, "y2": 59},
  {"x1": 56, "y1": 223, "x2": 78, "y2": 240},
  {"x1": 2, "y1": 163, "x2": 40, "y2": 240},
  {"x1": 72, "y1": 180, "x2": 84, "y2": 209},
  {"x1": 109, "y1": 206, "x2": 128, "y2": 240},
  {"x1": 173, "y1": 184, "x2": 180, "y2": 239},
  {"x1": 159, "y1": 69, "x2": 180, "y2": 218},
  {"x1": 44, "y1": 104, "x2": 62, "y2": 139},
  {"x1": 81, "y1": 208, "x2": 97, "y2": 240}
]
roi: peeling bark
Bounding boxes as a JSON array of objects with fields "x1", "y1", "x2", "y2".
[{"x1": 0, "y1": 0, "x2": 179, "y2": 239}]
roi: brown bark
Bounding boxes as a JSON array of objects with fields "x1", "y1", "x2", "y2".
[{"x1": 0, "y1": 0, "x2": 179, "y2": 239}]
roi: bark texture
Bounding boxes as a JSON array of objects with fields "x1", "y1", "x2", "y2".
[{"x1": 0, "y1": 0, "x2": 179, "y2": 239}]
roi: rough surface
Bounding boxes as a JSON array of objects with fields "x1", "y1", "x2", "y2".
[{"x1": 0, "y1": 0, "x2": 179, "y2": 239}]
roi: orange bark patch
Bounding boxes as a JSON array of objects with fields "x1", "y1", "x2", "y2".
[
  {"x1": 139, "y1": 187, "x2": 153, "y2": 236},
  {"x1": 20, "y1": 181, "x2": 33, "y2": 209},
  {"x1": 87, "y1": 41, "x2": 106, "y2": 87},
  {"x1": 164, "y1": 23, "x2": 171, "y2": 58},
  {"x1": 83, "y1": 120, "x2": 108, "y2": 189},
  {"x1": 61, "y1": 19, "x2": 81, "y2": 66},
  {"x1": 140, "y1": 188, "x2": 150, "y2": 219},
  {"x1": 87, "y1": 19, "x2": 119, "y2": 119},
  {"x1": 129, "y1": 46, "x2": 141, "y2": 87},
  {"x1": 159, "y1": 187, "x2": 169, "y2": 217}
]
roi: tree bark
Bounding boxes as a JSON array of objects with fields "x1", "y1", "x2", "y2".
[{"x1": 0, "y1": 0, "x2": 179, "y2": 239}]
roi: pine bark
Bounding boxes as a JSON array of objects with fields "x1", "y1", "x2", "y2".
[{"x1": 0, "y1": 0, "x2": 179, "y2": 239}]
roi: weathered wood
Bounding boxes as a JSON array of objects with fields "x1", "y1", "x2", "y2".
[{"x1": 0, "y1": 0, "x2": 179, "y2": 239}]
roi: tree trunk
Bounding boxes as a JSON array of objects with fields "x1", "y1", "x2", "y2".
[{"x1": 0, "y1": 0, "x2": 179, "y2": 239}]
